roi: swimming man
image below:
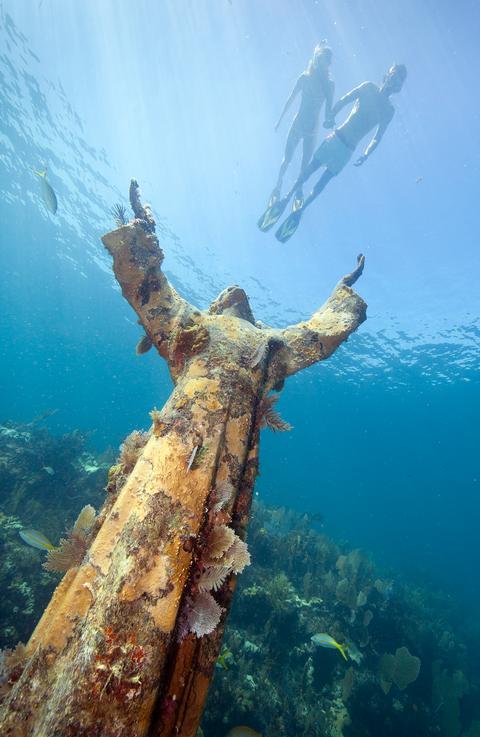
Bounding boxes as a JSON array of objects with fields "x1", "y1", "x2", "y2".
[{"x1": 258, "y1": 63, "x2": 407, "y2": 243}]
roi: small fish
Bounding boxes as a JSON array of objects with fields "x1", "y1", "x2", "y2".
[
  {"x1": 216, "y1": 654, "x2": 229, "y2": 670},
  {"x1": 249, "y1": 340, "x2": 267, "y2": 369},
  {"x1": 226, "y1": 728, "x2": 261, "y2": 737},
  {"x1": 19, "y1": 529, "x2": 56, "y2": 551},
  {"x1": 32, "y1": 167, "x2": 58, "y2": 214},
  {"x1": 216, "y1": 646, "x2": 234, "y2": 670},
  {"x1": 186, "y1": 445, "x2": 199, "y2": 473},
  {"x1": 42, "y1": 466, "x2": 55, "y2": 475},
  {"x1": 136, "y1": 335, "x2": 153, "y2": 355},
  {"x1": 311, "y1": 633, "x2": 348, "y2": 661}
]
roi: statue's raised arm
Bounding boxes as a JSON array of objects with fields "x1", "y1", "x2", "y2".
[
  {"x1": 102, "y1": 180, "x2": 196, "y2": 367},
  {"x1": 275, "y1": 253, "x2": 366, "y2": 378}
]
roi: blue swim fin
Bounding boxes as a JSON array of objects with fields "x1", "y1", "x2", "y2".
[
  {"x1": 257, "y1": 197, "x2": 289, "y2": 232},
  {"x1": 275, "y1": 209, "x2": 303, "y2": 243}
]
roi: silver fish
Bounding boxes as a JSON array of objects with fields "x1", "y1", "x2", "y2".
[
  {"x1": 33, "y1": 167, "x2": 58, "y2": 214},
  {"x1": 186, "y1": 445, "x2": 199, "y2": 472},
  {"x1": 249, "y1": 340, "x2": 267, "y2": 369}
]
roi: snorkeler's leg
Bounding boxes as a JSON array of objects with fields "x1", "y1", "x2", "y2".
[
  {"x1": 293, "y1": 134, "x2": 316, "y2": 210},
  {"x1": 285, "y1": 151, "x2": 324, "y2": 203},
  {"x1": 275, "y1": 169, "x2": 334, "y2": 243},
  {"x1": 259, "y1": 124, "x2": 303, "y2": 230},
  {"x1": 302, "y1": 169, "x2": 335, "y2": 209},
  {"x1": 272, "y1": 120, "x2": 301, "y2": 202}
]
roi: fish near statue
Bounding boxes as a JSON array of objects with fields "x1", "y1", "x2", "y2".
[{"x1": 32, "y1": 166, "x2": 58, "y2": 214}]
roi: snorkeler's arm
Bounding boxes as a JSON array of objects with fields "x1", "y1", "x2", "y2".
[
  {"x1": 275, "y1": 75, "x2": 303, "y2": 130},
  {"x1": 323, "y1": 79, "x2": 335, "y2": 128},
  {"x1": 330, "y1": 81, "x2": 371, "y2": 119},
  {"x1": 354, "y1": 107, "x2": 394, "y2": 166}
]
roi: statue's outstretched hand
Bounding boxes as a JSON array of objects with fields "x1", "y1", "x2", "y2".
[{"x1": 341, "y1": 254, "x2": 365, "y2": 287}]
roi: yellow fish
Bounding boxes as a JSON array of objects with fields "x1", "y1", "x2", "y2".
[
  {"x1": 216, "y1": 646, "x2": 234, "y2": 670},
  {"x1": 32, "y1": 167, "x2": 58, "y2": 214},
  {"x1": 226, "y1": 728, "x2": 261, "y2": 737},
  {"x1": 311, "y1": 632, "x2": 348, "y2": 660},
  {"x1": 19, "y1": 529, "x2": 56, "y2": 551}
]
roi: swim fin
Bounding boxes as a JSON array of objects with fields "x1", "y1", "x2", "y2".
[
  {"x1": 275, "y1": 209, "x2": 303, "y2": 243},
  {"x1": 268, "y1": 187, "x2": 280, "y2": 208},
  {"x1": 292, "y1": 195, "x2": 304, "y2": 212},
  {"x1": 257, "y1": 197, "x2": 289, "y2": 232}
]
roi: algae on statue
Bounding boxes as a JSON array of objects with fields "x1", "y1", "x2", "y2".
[{"x1": 0, "y1": 180, "x2": 366, "y2": 737}]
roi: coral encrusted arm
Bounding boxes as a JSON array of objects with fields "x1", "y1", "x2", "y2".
[
  {"x1": 102, "y1": 181, "x2": 196, "y2": 362},
  {"x1": 278, "y1": 255, "x2": 367, "y2": 377}
]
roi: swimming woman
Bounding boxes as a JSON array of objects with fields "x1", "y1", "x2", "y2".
[{"x1": 266, "y1": 43, "x2": 334, "y2": 214}]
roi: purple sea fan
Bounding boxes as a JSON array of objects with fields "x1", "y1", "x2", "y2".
[{"x1": 187, "y1": 592, "x2": 224, "y2": 637}]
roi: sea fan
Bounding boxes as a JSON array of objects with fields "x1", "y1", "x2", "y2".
[
  {"x1": 187, "y1": 592, "x2": 224, "y2": 637},
  {"x1": 73, "y1": 504, "x2": 96, "y2": 534},
  {"x1": 228, "y1": 537, "x2": 251, "y2": 574},
  {"x1": 198, "y1": 565, "x2": 230, "y2": 593},
  {"x1": 0, "y1": 642, "x2": 27, "y2": 697},
  {"x1": 43, "y1": 532, "x2": 88, "y2": 573},
  {"x1": 212, "y1": 481, "x2": 234, "y2": 512},
  {"x1": 206, "y1": 525, "x2": 235, "y2": 560},
  {"x1": 119, "y1": 430, "x2": 149, "y2": 473},
  {"x1": 206, "y1": 532, "x2": 251, "y2": 577},
  {"x1": 111, "y1": 202, "x2": 128, "y2": 226},
  {"x1": 258, "y1": 394, "x2": 292, "y2": 432},
  {"x1": 1, "y1": 643, "x2": 26, "y2": 675}
]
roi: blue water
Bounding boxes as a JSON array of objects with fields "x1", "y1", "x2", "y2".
[{"x1": 1, "y1": 0, "x2": 479, "y2": 621}]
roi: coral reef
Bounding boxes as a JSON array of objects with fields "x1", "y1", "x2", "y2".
[
  {"x1": 201, "y1": 503, "x2": 480, "y2": 737},
  {"x1": 0, "y1": 420, "x2": 109, "y2": 540},
  {"x1": 0, "y1": 513, "x2": 54, "y2": 647},
  {"x1": 0, "y1": 421, "x2": 110, "y2": 648},
  {"x1": 1, "y1": 422, "x2": 479, "y2": 736}
]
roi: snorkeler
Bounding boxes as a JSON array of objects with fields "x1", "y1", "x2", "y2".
[
  {"x1": 258, "y1": 64, "x2": 407, "y2": 243},
  {"x1": 264, "y1": 43, "x2": 335, "y2": 215}
]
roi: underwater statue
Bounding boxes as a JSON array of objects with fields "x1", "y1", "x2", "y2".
[{"x1": 0, "y1": 180, "x2": 366, "y2": 737}]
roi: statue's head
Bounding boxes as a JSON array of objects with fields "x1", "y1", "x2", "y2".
[{"x1": 209, "y1": 286, "x2": 256, "y2": 324}]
